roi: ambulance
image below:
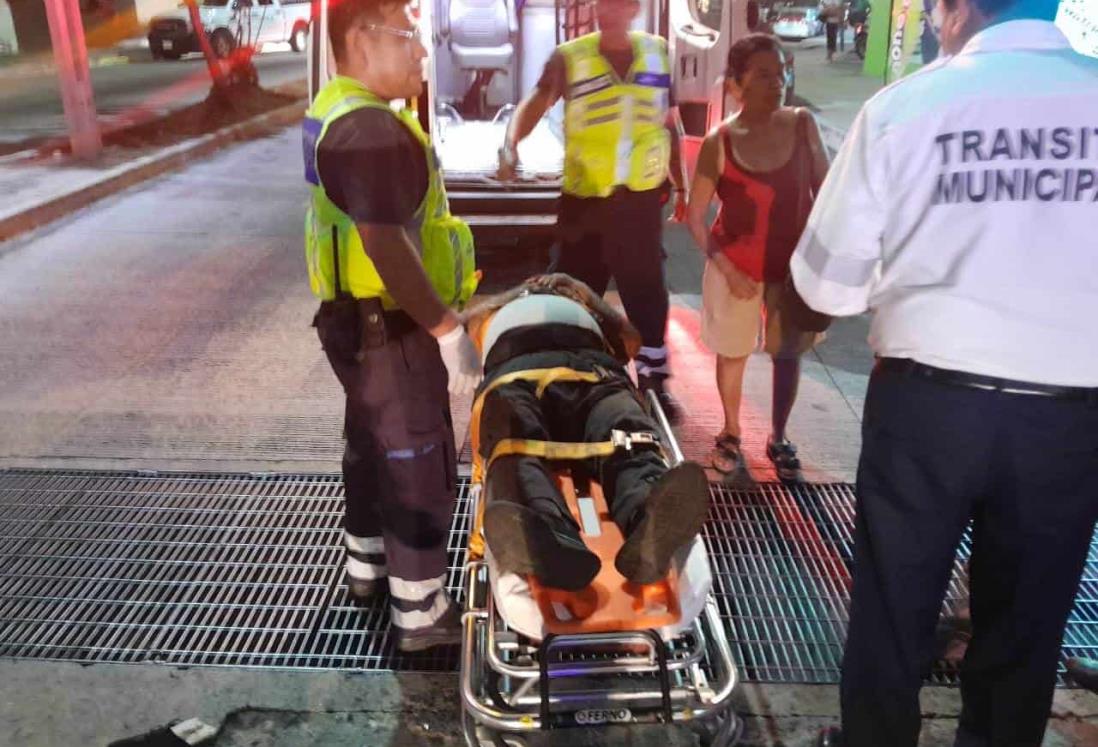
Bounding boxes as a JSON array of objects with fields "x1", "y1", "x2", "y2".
[{"x1": 308, "y1": 0, "x2": 763, "y2": 249}]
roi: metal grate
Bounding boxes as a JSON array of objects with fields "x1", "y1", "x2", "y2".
[
  {"x1": 0, "y1": 469, "x2": 466, "y2": 672},
  {"x1": 707, "y1": 483, "x2": 971, "y2": 685},
  {"x1": 1, "y1": 470, "x2": 1095, "y2": 684}
]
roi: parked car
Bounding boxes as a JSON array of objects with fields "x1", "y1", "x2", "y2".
[
  {"x1": 770, "y1": 3, "x2": 825, "y2": 40},
  {"x1": 147, "y1": 0, "x2": 311, "y2": 61}
]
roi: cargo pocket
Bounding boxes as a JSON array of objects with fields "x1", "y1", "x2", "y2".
[
  {"x1": 383, "y1": 329, "x2": 449, "y2": 449},
  {"x1": 381, "y1": 439, "x2": 453, "y2": 555},
  {"x1": 314, "y1": 300, "x2": 361, "y2": 364}
]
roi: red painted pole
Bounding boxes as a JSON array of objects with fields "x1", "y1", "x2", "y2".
[
  {"x1": 43, "y1": 0, "x2": 102, "y2": 160},
  {"x1": 183, "y1": 0, "x2": 227, "y2": 88}
]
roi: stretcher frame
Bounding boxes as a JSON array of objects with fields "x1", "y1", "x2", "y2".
[{"x1": 460, "y1": 390, "x2": 741, "y2": 746}]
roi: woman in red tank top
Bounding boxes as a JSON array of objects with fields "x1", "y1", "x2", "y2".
[{"x1": 685, "y1": 34, "x2": 830, "y2": 483}]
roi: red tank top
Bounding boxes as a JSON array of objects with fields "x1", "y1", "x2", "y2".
[{"x1": 709, "y1": 118, "x2": 814, "y2": 283}]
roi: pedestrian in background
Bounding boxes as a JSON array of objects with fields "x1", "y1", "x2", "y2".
[
  {"x1": 821, "y1": 0, "x2": 844, "y2": 61},
  {"x1": 303, "y1": 0, "x2": 481, "y2": 652},
  {"x1": 685, "y1": 34, "x2": 830, "y2": 484},
  {"x1": 793, "y1": 0, "x2": 1098, "y2": 742}
]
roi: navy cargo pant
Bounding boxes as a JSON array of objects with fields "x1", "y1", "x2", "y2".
[
  {"x1": 552, "y1": 188, "x2": 672, "y2": 383},
  {"x1": 315, "y1": 301, "x2": 457, "y2": 634},
  {"x1": 477, "y1": 335, "x2": 667, "y2": 537},
  {"x1": 841, "y1": 364, "x2": 1098, "y2": 747}
]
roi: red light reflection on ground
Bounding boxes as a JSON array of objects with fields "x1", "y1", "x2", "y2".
[{"x1": 666, "y1": 303, "x2": 852, "y2": 589}]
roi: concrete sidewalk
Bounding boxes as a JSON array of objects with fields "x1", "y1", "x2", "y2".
[
  {"x1": 2, "y1": 659, "x2": 1096, "y2": 746},
  {"x1": 0, "y1": 85, "x2": 306, "y2": 243}
]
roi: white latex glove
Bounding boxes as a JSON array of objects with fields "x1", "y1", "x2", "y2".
[{"x1": 437, "y1": 324, "x2": 483, "y2": 395}]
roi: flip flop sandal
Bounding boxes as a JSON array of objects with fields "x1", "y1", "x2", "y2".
[{"x1": 711, "y1": 434, "x2": 745, "y2": 475}]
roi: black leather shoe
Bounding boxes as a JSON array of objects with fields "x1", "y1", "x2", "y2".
[
  {"x1": 817, "y1": 726, "x2": 844, "y2": 747},
  {"x1": 1066, "y1": 656, "x2": 1098, "y2": 692}
]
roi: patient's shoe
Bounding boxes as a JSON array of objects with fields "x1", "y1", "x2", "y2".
[
  {"x1": 615, "y1": 462, "x2": 709, "y2": 585},
  {"x1": 484, "y1": 501, "x2": 601, "y2": 591}
]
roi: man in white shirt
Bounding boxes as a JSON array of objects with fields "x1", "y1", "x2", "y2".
[{"x1": 791, "y1": 0, "x2": 1098, "y2": 744}]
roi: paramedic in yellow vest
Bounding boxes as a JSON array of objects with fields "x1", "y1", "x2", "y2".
[
  {"x1": 497, "y1": 0, "x2": 685, "y2": 424},
  {"x1": 302, "y1": 0, "x2": 480, "y2": 652}
]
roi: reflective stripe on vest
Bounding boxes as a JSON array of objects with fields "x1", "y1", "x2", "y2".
[
  {"x1": 303, "y1": 76, "x2": 478, "y2": 308},
  {"x1": 559, "y1": 32, "x2": 671, "y2": 198}
]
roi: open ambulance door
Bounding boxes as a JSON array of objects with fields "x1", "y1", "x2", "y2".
[
  {"x1": 668, "y1": 0, "x2": 754, "y2": 184},
  {"x1": 306, "y1": 0, "x2": 752, "y2": 245}
]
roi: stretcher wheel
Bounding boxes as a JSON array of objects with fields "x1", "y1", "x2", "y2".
[{"x1": 691, "y1": 710, "x2": 743, "y2": 747}]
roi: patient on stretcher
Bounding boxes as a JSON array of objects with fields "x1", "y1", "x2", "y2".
[{"x1": 465, "y1": 273, "x2": 709, "y2": 592}]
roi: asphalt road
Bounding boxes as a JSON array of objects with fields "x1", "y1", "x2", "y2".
[{"x1": 0, "y1": 48, "x2": 307, "y2": 145}]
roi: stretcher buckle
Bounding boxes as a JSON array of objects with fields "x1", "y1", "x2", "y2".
[{"x1": 609, "y1": 430, "x2": 659, "y2": 451}]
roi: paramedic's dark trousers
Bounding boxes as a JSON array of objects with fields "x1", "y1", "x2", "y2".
[
  {"x1": 478, "y1": 347, "x2": 666, "y2": 535},
  {"x1": 553, "y1": 188, "x2": 671, "y2": 379},
  {"x1": 841, "y1": 363, "x2": 1098, "y2": 747},
  {"x1": 315, "y1": 301, "x2": 457, "y2": 634}
]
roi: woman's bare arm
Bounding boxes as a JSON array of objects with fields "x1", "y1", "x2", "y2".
[{"x1": 686, "y1": 130, "x2": 722, "y2": 254}]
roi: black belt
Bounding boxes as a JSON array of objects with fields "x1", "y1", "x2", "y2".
[
  {"x1": 876, "y1": 358, "x2": 1098, "y2": 403},
  {"x1": 317, "y1": 299, "x2": 419, "y2": 348}
]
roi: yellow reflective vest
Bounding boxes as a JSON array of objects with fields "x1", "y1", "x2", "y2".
[
  {"x1": 558, "y1": 32, "x2": 672, "y2": 198},
  {"x1": 303, "y1": 76, "x2": 478, "y2": 308}
]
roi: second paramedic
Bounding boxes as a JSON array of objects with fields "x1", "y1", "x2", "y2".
[
  {"x1": 497, "y1": 0, "x2": 684, "y2": 422},
  {"x1": 303, "y1": 0, "x2": 480, "y2": 652}
]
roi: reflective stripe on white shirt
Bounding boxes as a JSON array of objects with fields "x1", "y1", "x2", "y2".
[{"x1": 791, "y1": 20, "x2": 1098, "y2": 386}]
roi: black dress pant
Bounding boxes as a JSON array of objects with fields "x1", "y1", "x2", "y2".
[
  {"x1": 477, "y1": 346, "x2": 667, "y2": 535},
  {"x1": 552, "y1": 188, "x2": 670, "y2": 351},
  {"x1": 841, "y1": 366, "x2": 1098, "y2": 746}
]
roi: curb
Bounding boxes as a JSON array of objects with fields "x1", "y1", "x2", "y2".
[{"x1": 0, "y1": 99, "x2": 305, "y2": 244}]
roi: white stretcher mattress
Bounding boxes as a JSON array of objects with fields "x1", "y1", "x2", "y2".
[{"x1": 485, "y1": 536, "x2": 714, "y2": 642}]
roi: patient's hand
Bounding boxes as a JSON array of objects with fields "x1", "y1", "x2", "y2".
[{"x1": 525, "y1": 273, "x2": 595, "y2": 305}]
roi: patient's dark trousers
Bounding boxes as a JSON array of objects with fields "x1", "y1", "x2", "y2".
[{"x1": 476, "y1": 327, "x2": 667, "y2": 535}]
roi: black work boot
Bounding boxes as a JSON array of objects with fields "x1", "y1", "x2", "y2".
[
  {"x1": 484, "y1": 501, "x2": 601, "y2": 591},
  {"x1": 615, "y1": 462, "x2": 709, "y2": 585},
  {"x1": 637, "y1": 374, "x2": 683, "y2": 426},
  {"x1": 397, "y1": 602, "x2": 463, "y2": 653}
]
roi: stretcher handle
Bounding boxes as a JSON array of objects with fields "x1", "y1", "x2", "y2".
[
  {"x1": 536, "y1": 629, "x2": 674, "y2": 728},
  {"x1": 646, "y1": 388, "x2": 683, "y2": 466}
]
